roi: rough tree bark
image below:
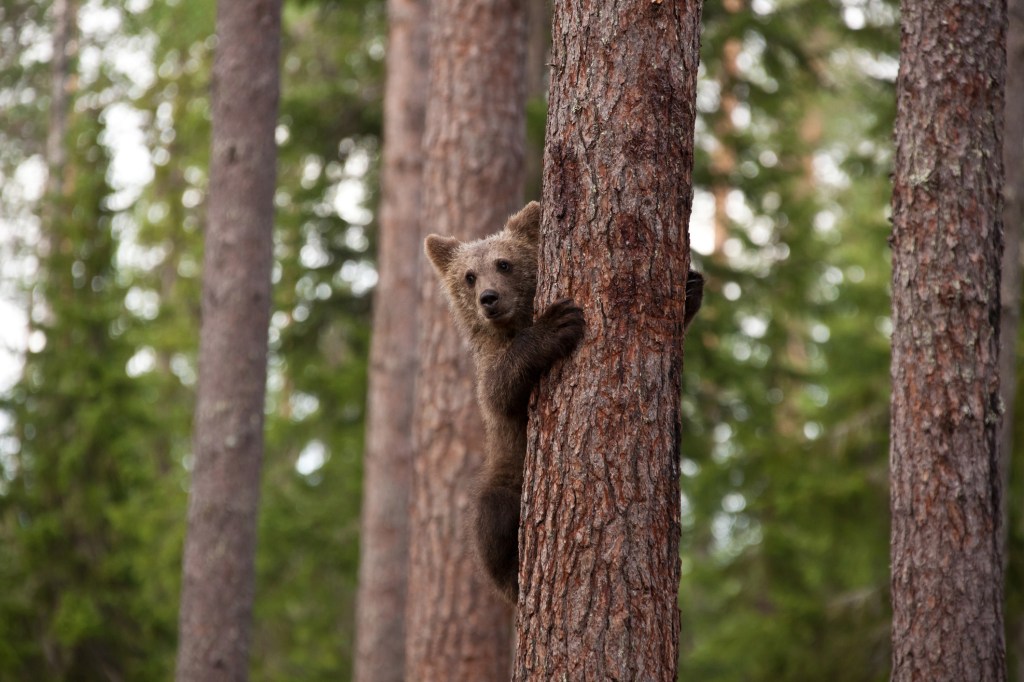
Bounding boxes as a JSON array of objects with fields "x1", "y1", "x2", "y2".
[
  {"x1": 405, "y1": 0, "x2": 526, "y2": 678},
  {"x1": 174, "y1": 1, "x2": 281, "y2": 681},
  {"x1": 353, "y1": 0, "x2": 428, "y2": 679},
  {"x1": 889, "y1": 0, "x2": 1007, "y2": 680},
  {"x1": 512, "y1": 1, "x2": 703, "y2": 679}
]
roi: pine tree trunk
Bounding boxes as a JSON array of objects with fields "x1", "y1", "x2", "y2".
[
  {"x1": 512, "y1": 1, "x2": 703, "y2": 679},
  {"x1": 405, "y1": 0, "x2": 527, "y2": 678},
  {"x1": 40, "y1": 0, "x2": 77, "y2": 287},
  {"x1": 889, "y1": 0, "x2": 1007, "y2": 679},
  {"x1": 711, "y1": 24, "x2": 740, "y2": 258},
  {"x1": 44, "y1": 0, "x2": 76, "y2": 205},
  {"x1": 354, "y1": 0, "x2": 428, "y2": 679},
  {"x1": 1002, "y1": 0, "x2": 1024, "y2": 548},
  {"x1": 175, "y1": 2, "x2": 281, "y2": 680},
  {"x1": 523, "y1": 0, "x2": 551, "y2": 199},
  {"x1": 1003, "y1": 2, "x2": 1024, "y2": 679}
]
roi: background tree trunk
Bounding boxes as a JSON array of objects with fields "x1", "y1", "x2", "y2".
[
  {"x1": 889, "y1": 0, "x2": 1007, "y2": 679},
  {"x1": 39, "y1": 0, "x2": 77, "y2": 282},
  {"x1": 512, "y1": 1, "x2": 703, "y2": 679},
  {"x1": 523, "y1": 0, "x2": 551, "y2": 200},
  {"x1": 174, "y1": 1, "x2": 281, "y2": 680},
  {"x1": 44, "y1": 0, "x2": 75, "y2": 206},
  {"x1": 1003, "y1": 0, "x2": 1019, "y2": 540},
  {"x1": 1004, "y1": 1, "x2": 1024, "y2": 679},
  {"x1": 405, "y1": 0, "x2": 527, "y2": 678},
  {"x1": 353, "y1": 0, "x2": 428, "y2": 679},
  {"x1": 1003, "y1": 0, "x2": 1024, "y2": 541}
]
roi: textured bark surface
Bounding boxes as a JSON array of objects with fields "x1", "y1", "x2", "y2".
[
  {"x1": 405, "y1": 0, "x2": 526, "y2": 678},
  {"x1": 513, "y1": 1, "x2": 703, "y2": 680},
  {"x1": 174, "y1": 2, "x2": 281, "y2": 681},
  {"x1": 889, "y1": 0, "x2": 1007, "y2": 679},
  {"x1": 353, "y1": 0, "x2": 428, "y2": 679}
]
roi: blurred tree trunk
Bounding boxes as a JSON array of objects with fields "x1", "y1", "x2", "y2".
[
  {"x1": 524, "y1": 0, "x2": 549, "y2": 100},
  {"x1": 175, "y1": 1, "x2": 281, "y2": 681},
  {"x1": 711, "y1": 19, "x2": 740, "y2": 258},
  {"x1": 889, "y1": 0, "x2": 1007, "y2": 680},
  {"x1": 353, "y1": 0, "x2": 428, "y2": 679},
  {"x1": 1005, "y1": 1, "x2": 1024, "y2": 680},
  {"x1": 405, "y1": 0, "x2": 526, "y2": 677},
  {"x1": 44, "y1": 0, "x2": 76, "y2": 205},
  {"x1": 523, "y1": 0, "x2": 550, "y2": 200},
  {"x1": 512, "y1": 0, "x2": 703, "y2": 679},
  {"x1": 39, "y1": 0, "x2": 77, "y2": 305},
  {"x1": 1003, "y1": 0, "x2": 1024, "y2": 531}
]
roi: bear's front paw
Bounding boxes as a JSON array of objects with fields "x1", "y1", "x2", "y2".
[{"x1": 536, "y1": 298, "x2": 585, "y2": 356}]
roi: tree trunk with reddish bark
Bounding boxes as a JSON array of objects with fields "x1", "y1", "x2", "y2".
[
  {"x1": 512, "y1": 1, "x2": 704, "y2": 679},
  {"x1": 889, "y1": 0, "x2": 1007, "y2": 679},
  {"x1": 353, "y1": 0, "x2": 428, "y2": 679},
  {"x1": 405, "y1": 0, "x2": 527, "y2": 678},
  {"x1": 174, "y1": 2, "x2": 281, "y2": 680}
]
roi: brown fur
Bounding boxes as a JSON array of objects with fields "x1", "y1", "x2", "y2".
[{"x1": 424, "y1": 201, "x2": 703, "y2": 604}]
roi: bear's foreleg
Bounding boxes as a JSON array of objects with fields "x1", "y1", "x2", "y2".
[{"x1": 482, "y1": 298, "x2": 585, "y2": 416}]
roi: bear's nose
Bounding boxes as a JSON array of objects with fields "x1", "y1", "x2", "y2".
[{"x1": 479, "y1": 290, "x2": 499, "y2": 308}]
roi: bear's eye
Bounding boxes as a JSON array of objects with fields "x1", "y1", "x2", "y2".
[
  {"x1": 496, "y1": 260, "x2": 511, "y2": 273},
  {"x1": 465, "y1": 272, "x2": 476, "y2": 286}
]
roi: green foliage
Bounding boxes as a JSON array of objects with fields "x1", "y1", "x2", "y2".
[
  {"x1": 677, "y1": 1, "x2": 898, "y2": 679},
  {"x1": 0, "y1": 0, "x2": 50, "y2": 167},
  {"x1": 1007, "y1": 326, "x2": 1024, "y2": 679},
  {"x1": 0, "y1": 105, "x2": 180, "y2": 680}
]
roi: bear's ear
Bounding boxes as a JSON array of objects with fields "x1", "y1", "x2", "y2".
[
  {"x1": 424, "y1": 234, "x2": 460, "y2": 274},
  {"x1": 505, "y1": 201, "x2": 541, "y2": 244}
]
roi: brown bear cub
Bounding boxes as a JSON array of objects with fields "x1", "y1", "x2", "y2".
[{"x1": 424, "y1": 201, "x2": 704, "y2": 604}]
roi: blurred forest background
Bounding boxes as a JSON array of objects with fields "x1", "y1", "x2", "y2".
[{"x1": 0, "y1": 0, "x2": 1021, "y2": 680}]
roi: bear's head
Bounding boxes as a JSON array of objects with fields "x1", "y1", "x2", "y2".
[{"x1": 425, "y1": 201, "x2": 541, "y2": 335}]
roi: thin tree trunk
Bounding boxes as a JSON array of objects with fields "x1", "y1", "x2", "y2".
[
  {"x1": 1004, "y1": 0, "x2": 1024, "y2": 583},
  {"x1": 524, "y1": 0, "x2": 550, "y2": 102},
  {"x1": 512, "y1": 1, "x2": 703, "y2": 679},
  {"x1": 353, "y1": 0, "x2": 428, "y2": 678},
  {"x1": 44, "y1": 0, "x2": 76, "y2": 206},
  {"x1": 34, "y1": 1, "x2": 76, "y2": 667},
  {"x1": 1003, "y1": 0, "x2": 1024, "y2": 543},
  {"x1": 39, "y1": 0, "x2": 78, "y2": 331},
  {"x1": 404, "y1": 0, "x2": 527, "y2": 678},
  {"x1": 523, "y1": 0, "x2": 551, "y2": 199},
  {"x1": 711, "y1": 29, "x2": 740, "y2": 257},
  {"x1": 1003, "y1": 2, "x2": 1024, "y2": 680},
  {"x1": 889, "y1": 0, "x2": 1007, "y2": 679},
  {"x1": 175, "y1": 1, "x2": 281, "y2": 680}
]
